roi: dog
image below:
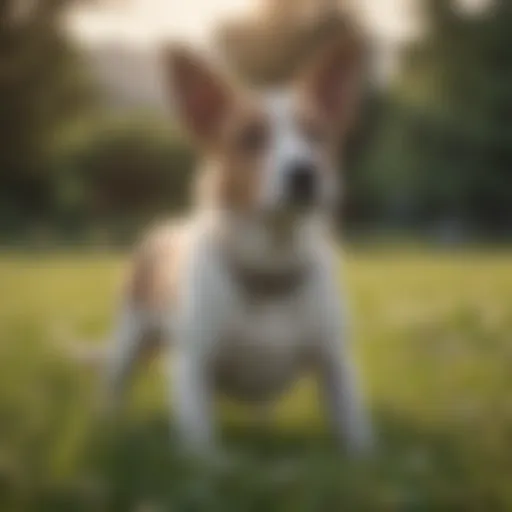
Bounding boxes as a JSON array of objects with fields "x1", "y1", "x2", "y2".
[{"x1": 103, "y1": 36, "x2": 373, "y2": 461}]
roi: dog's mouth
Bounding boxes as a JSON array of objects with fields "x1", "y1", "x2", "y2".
[{"x1": 255, "y1": 209, "x2": 305, "y2": 248}]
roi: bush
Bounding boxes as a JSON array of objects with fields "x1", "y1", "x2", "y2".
[{"x1": 52, "y1": 115, "x2": 196, "y2": 241}]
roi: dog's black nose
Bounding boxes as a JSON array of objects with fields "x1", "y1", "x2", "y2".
[{"x1": 288, "y1": 163, "x2": 317, "y2": 206}]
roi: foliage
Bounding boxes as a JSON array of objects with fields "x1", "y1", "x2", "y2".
[
  {"x1": 1, "y1": 0, "x2": 512, "y2": 240},
  {"x1": 371, "y1": 0, "x2": 512, "y2": 234},
  {"x1": 51, "y1": 115, "x2": 195, "y2": 241},
  {"x1": 0, "y1": 0, "x2": 95, "y2": 230}
]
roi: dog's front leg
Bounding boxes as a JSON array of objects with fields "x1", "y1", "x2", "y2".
[
  {"x1": 169, "y1": 244, "x2": 227, "y2": 462},
  {"x1": 319, "y1": 329, "x2": 373, "y2": 456},
  {"x1": 172, "y1": 347, "x2": 216, "y2": 460},
  {"x1": 314, "y1": 260, "x2": 374, "y2": 456}
]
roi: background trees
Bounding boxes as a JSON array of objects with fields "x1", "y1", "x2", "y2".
[
  {"x1": 1, "y1": 0, "x2": 511, "y2": 242},
  {"x1": 0, "y1": 0, "x2": 94, "y2": 232},
  {"x1": 367, "y1": 0, "x2": 512, "y2": 235}
]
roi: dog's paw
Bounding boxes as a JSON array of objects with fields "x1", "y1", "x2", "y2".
[{"x1": 345, "y1": 428, "x2": 376, "y2": 459}]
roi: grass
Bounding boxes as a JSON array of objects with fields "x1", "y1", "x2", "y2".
[{"x1": 0, "y1": 248, "x2": 512, "y2": 510}]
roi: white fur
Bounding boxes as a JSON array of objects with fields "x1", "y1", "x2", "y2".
[
  {"x1": 104, "y1": 89, "x2": 373, "y2": 460},
  {"x1": 259, "y1": 90, "x2": 338, "y2": 211}
]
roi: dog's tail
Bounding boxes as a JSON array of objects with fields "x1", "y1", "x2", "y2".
[
  {"x1": 54, "y1": 309, "x2": 167, "y2": 408},
  {"x1": 52, "y1": 326, "x2": 111, "y2": 372}
]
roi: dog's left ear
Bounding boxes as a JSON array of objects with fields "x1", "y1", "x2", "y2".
[
  {"x1": 297, "y1": 35, "x2": 365, "y2": 134},
  {"x1": 163, "y1": 46, "x2": 234, "y2": 145}
]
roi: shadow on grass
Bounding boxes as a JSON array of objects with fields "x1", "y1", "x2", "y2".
[{"x1": 23, "y1": 407, "x2": 498, "y2": 512}]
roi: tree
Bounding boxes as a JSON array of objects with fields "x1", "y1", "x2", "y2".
[
  {"x1": 0, "y1": 0, "x2": 94, "y2": 230},
  {"x1": 378, "y1": 0, "x2": 512, "y2": 233}
]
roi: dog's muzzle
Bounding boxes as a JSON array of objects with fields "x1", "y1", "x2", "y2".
[{"x1": 286, "y1": 163, "x2": 318, "y2": 207}]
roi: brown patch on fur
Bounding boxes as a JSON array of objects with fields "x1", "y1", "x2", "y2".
[
  {"x1": 127, "y1": 222, "x2": 189, "y2": 312},
  {"x1": 165, "y1": 47, "x2": 236, "y2": 146},
  {"x1": 198, "y1": 101, "x2": 270, "y2": 212},
  {"x1": 296, "y1": 34, "x2": 364, "y2": 137}
]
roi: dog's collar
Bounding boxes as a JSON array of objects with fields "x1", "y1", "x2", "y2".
[
  {"x1": 216, "y1": 212, "x2": 311, "y2": 299},
  {"x1": 225, "y1": 258, "x2": 309, "y2": 300}
]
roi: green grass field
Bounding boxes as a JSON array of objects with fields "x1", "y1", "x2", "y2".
[{"x1": 1, "y1": 249, "x2": 512, "y2": 511}]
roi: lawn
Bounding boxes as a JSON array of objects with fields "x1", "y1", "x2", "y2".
[{"x1": 0, "y1": 248, "x2": 512, "y2": 511}]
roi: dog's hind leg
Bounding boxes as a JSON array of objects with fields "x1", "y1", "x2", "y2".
[{"x1": 103, "y1": 304, "x2": 148, "y2": 413}]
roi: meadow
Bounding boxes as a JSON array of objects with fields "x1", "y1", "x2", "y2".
[{"x1": 0, "y1": 248, "x2": 511, "y2": 511}]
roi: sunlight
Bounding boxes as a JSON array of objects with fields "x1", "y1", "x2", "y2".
[
  {"x1": 69, "y1": 0, "x2": 253, "y2": 46},
  {"x1": 69, "y1": 0, "x2": 420, "y2": 48},
  {"x1": 68, "y1": 0, "x2": 491, "y2": 48}
]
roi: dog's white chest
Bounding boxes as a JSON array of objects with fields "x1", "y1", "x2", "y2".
[{"x1": 212, "y1": 295, "x2": 314, "y2": 402}]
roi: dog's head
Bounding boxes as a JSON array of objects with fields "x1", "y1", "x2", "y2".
[{"x1": 164, "y1": 37, "x2": 363, "y2": 216}]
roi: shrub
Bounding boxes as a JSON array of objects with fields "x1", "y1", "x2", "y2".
[{"x1": 52, "y1": 115, "x2": 196, "y2": 241}]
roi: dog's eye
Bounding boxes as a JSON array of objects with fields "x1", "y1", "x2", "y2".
[{"x1": 236, "y1": 122, "x2": 268, "y2": 153}]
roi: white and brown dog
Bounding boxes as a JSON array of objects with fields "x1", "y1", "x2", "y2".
[{"x1": 104, "y1": 37, "x2": 373, "y2": 460}]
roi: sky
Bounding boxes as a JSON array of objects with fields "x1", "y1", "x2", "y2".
[
  {"x1": 67, "y1": 0, "x2": 488, "y2": 91},
  {"x1": 70, "y1": 0, "x2": 259, "y2": 46},
  {"x1": 68, "y1": 0, "x2": 418, "y2": 48}
]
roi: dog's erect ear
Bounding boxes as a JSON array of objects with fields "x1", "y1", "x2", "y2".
[
  {"x1": 298, "y1": 35, "x2": 364, "y2": 133},
  {"x1": 164, "y1": 46, "x2": 234, "y2": 144}
]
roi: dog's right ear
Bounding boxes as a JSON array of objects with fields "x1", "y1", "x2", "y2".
[{"x1": 163, "y1": 46, "x2": 234, "y2": 145}]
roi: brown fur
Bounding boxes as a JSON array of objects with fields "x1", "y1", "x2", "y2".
[
  {"x1": 197, "y1": 101, "x2": 270, "y2": 212},
  {"x1": 124, "y1": 103, "x2": 270, "y2": 314},
  {"x1": 127, "y1": 222, "x2": 188, "y2": 312},
  {"x1": 126, "y1": 38, "x2": 363, "y2": 313}
]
